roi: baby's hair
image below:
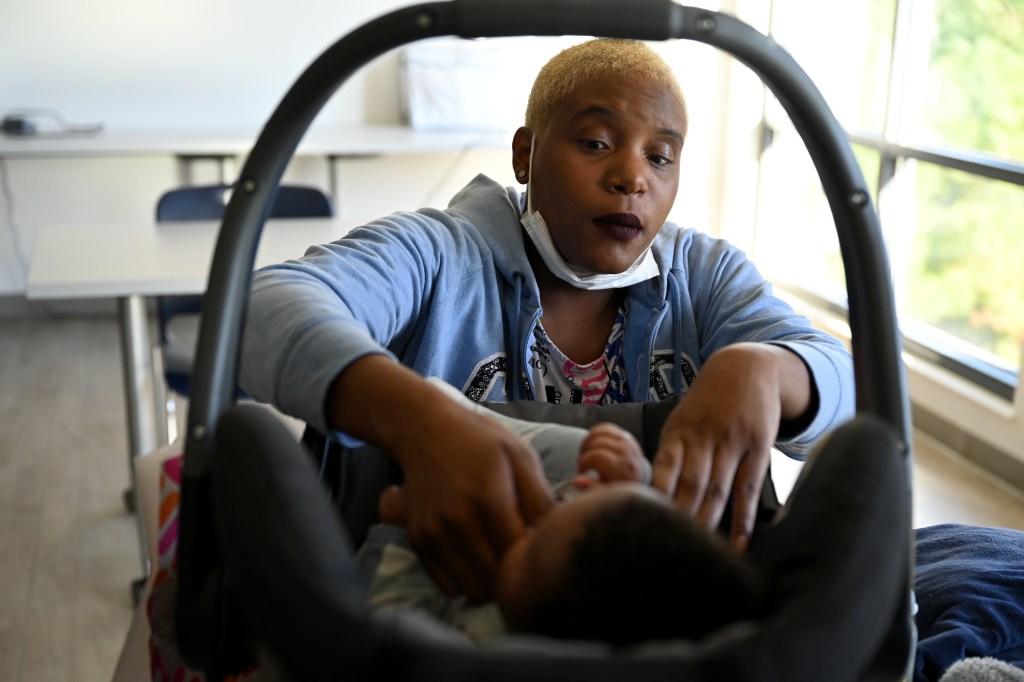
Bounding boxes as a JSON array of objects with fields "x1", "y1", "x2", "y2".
[
  {"x1": 524, "y1": 38, "x2": 688, "y2": 138},
  {"x1": 520, "y1": 493, "x2": 765, "y2": 646}
]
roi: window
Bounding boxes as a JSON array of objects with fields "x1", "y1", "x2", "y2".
[{"x1": 751, "y1": 0, "x2": 1024, "y2": 399}]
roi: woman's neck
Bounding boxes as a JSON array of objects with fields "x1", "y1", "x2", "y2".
[{"x1": 528, "y1": 245, "x2": 625, "y2": 363}]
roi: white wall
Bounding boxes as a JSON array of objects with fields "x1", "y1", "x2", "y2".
[
  {"x1": 0, "y1": 0, "x2": 412, "y2": 130},
  {"x1": 0, "y1": 0, "x2": 483, "y2": 297},
  {"x1": 0, "y1": 1, "x2": 730, "y2": 299},
  {"x1": 0, "y1": 0, "x2": 404, "y2": 298}
]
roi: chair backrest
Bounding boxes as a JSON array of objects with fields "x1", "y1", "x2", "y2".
[
  {"x1": 155, "y1": 183, "x2": 333, "y2": 321},
  {"x1": 156, "y1": 183, "x2": 333, "y2": 222},
  {"x1": 154, "y1": 183, "x2": 333, "y2": 389}
]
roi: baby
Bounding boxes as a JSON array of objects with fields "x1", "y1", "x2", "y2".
[
  {"x1": 357, "y1": 379, "x2": 766, "y2": 646},
  {"x1": 496, "y1": 481, "x2": 767, "y2": 646}
]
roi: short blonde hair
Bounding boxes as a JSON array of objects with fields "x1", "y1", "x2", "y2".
[{"x1": 525, "y1": 38, "x2": 688, "y2": 137}]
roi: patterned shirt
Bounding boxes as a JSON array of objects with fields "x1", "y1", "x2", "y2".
[{"x1": 527, "y1": 305, "x2": 629, "y2": 405}]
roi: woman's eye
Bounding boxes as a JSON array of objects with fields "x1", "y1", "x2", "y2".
[
  {"x1": 580, "y1": 139, "x2": 608, "y2": 151},
  {"x1": 649, "y1": 154, "x2": 672, "y2": 167}
]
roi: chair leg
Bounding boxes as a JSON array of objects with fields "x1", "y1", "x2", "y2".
[
  {"x1": 122, "y1": 487, "x2": 136, "y2": 513},
  {"x1": 150, "y1": 342, "x2": 171, "y2": 446},
  {"x1": 166, "y1": 392, "x2": 189, "y2": 444},
  {"x1": 131, "y1": 576, "x2": 147, "y2": 606}
]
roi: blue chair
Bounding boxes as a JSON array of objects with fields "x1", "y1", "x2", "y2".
[{"x1": 155, "y1": 183, "x2": 333, "y2": 399}]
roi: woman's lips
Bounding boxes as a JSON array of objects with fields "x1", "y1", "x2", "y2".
[{"x1": 593, "y1": 213, "x2": 644, "y2": 240}]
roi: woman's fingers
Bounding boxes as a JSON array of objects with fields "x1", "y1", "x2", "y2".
[
  {"x1": 672, "y1": 439, "x2": 714, "y2": 518},
  {"x1": 729, "y1": 447, "x2": 770, "y2": 553},
  {"x1": 507, "y1": 443, "x2": 556, "y2": 528},
  {"x1": 421, "y1": 439, "x2": 547, "y2": 601},
  {"x1": 410, "y1": 502, "x2": 498, "y2": 601},
  {"x1": 696, "y1": 445, "x2": 740, "y2": 530},
  {"x1": 651, "y1": 439, "x2": 684, "y2": 496},
  {"x1": 654, "y1": 421, "x2": 766, "y2": 539}
]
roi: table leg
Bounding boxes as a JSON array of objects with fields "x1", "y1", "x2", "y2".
[
  {"x1": 118, "y1": 295, "x2": 160, "y2": 457},
  {"x1": 117, "y1": 295, "x2": 160, "y2": 580},
  {"x1": 175, "y1": 154, "x2": 237, "y2": 186}
]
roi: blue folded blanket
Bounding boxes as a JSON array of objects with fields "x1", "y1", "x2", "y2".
[{"x1": 914, "y1": 523, "x2": 1024, "y2": 681}]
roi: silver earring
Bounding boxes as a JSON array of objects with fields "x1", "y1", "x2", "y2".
[{"x1": 517, "y1": 169, "x2": 527, "y2": 179}]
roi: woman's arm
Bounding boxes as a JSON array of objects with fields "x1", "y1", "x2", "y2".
[
  {"x1": 652, "y1": 342, "x2": 811, "y2": 552},
  {"x1": 651, "y1": 232, "x2": 853, "y2": 552},
  {"x1": 328, "y1": 355, "x2": 555, "y2": 602},
  {"x1": 239, "y1": 212, "x2": 458, "y2": 435}
]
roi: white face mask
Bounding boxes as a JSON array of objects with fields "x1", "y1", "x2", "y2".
[{"x1": 520, "y1": 139, "x2": 660, "y2": 291}]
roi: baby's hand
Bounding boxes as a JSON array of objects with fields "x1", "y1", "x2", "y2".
[{"x1": 575, "y1": 422, "x2": 650, "y2": 486}]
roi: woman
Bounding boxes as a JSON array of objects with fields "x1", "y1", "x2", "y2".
[{"x1": 239, "y1": 38, "x2": 854, "y2": 602}]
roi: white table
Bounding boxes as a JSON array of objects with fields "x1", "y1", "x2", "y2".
[
  {"x1": 14, "y1": 123, "x2": 513, "y2": 451},
  {"x1": 0, "y1": 124, "x2": 512, "y2": 184},
  {"x1": 26, "y1": 217, "x2": 357, "y2": 456},
  {"x1": 0, "y1": 124, "x2": 512, "y2": 158},
  {"x1": 26, "y1": 216, "x2": 358, "y2": 581}
]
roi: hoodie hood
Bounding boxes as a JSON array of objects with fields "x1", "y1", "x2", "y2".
[{"x1": 444, "y1": 174, "x2": 533, "y2": 289}]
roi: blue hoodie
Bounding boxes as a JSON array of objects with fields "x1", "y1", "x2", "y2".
[{"x1": 240, "y1": 174, "x2": 853, "y2": 459}]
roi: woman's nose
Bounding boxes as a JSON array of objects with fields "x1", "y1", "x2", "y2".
[{"x1": 606, "y1": 151, "x2": 648, "y2": 195}]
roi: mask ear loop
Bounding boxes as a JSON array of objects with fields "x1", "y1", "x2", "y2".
[{"x1": 525, "y1": 136, "x2": 537, "y2": 215}]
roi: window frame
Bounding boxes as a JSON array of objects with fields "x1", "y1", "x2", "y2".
[{"x1": 755, "y1": 0, "x2": 1024, "y2": 401}]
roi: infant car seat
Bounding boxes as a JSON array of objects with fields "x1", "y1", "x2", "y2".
[{"x1": 173, "y1": 1, "x2": 915, "y2": 680}]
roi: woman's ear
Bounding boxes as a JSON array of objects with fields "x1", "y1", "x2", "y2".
[{"x1": 511, "y1": 126, "x2": 534, "y2": 185}]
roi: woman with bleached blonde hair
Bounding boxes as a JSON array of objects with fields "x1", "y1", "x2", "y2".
[{"x1": 240, "y1": 37, "x2": 853, "y2": 602}]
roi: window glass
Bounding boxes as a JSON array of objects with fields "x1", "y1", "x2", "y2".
[
  {"x1": 757, "y1": 0, "x2": 1023, "y2": 383},
  {"x1": 753, "y1": 125, "x2": 846, "y2": 302},
  {"x1": 905, "y1": 0, "x2": 1024, "y2": 160},
  {"x1": 853, "y1": 145, "x2": 882, "y2": 206},
  {"x1": 754, "y1": 131, "x2": 880, "y2": 300},
  {"x1": 901, "y1": 160, "x2": 1024, "y2": 368},
  {"x1": 768, "y1": 0, "x2": 895, "y2": 134},
  {"x1": 757, "y1": 132, "x2": 1024, "y2": 372}
]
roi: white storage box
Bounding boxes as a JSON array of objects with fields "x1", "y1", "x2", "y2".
[{"x1": 399, "y1": 37, "x2": 569, "y2": 132}]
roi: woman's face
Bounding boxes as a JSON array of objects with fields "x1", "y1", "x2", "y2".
[{"x1": 514, "y1": 74, "x2": 686, "y2": 275}]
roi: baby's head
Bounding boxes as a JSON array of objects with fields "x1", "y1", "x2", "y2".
[{"x1": 495, "y1": 482, "x2": 765, "y2": 646}]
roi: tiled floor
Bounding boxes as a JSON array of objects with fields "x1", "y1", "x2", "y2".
[{"x1": 1, "y1": 316, "x2": 1023, "y2": 682}]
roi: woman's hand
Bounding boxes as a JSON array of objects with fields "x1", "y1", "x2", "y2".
[
  {"x1": 651, "y1": 343, "x2": 812, "y2": 552},
  {"x1": 386, "y1": 404, "x2": 554, "y2": 601},
  {"x1": 329, "y1": 356, "x2": 554, "y2": 602}
]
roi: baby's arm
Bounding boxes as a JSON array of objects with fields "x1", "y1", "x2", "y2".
[{"x1": 421, "y1": 380, "x2": 649, "y2": 495}]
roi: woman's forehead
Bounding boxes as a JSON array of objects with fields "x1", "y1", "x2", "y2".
[{"x1": 551, "y1": 74, "x2": 687, "y2": 134}]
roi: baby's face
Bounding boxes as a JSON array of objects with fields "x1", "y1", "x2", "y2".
[{"x1": 494, "y1": 482, "x2": 667, "y2": 630}]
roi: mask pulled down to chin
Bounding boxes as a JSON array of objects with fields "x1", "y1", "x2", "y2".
[
  {"x1": 520, "y1": 208, "x2": 659, "y2": 291},
  {"x1": 519, "y1": 136, "x2": 660, "y2": 291}
]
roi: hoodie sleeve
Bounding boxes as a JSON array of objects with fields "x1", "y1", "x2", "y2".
[
  {"x1": 684, "y1": 233, "x2": 855, "y2": 460},
  {"x1": 239, "y1": 210, "x2": 460, "y2": 437}
]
